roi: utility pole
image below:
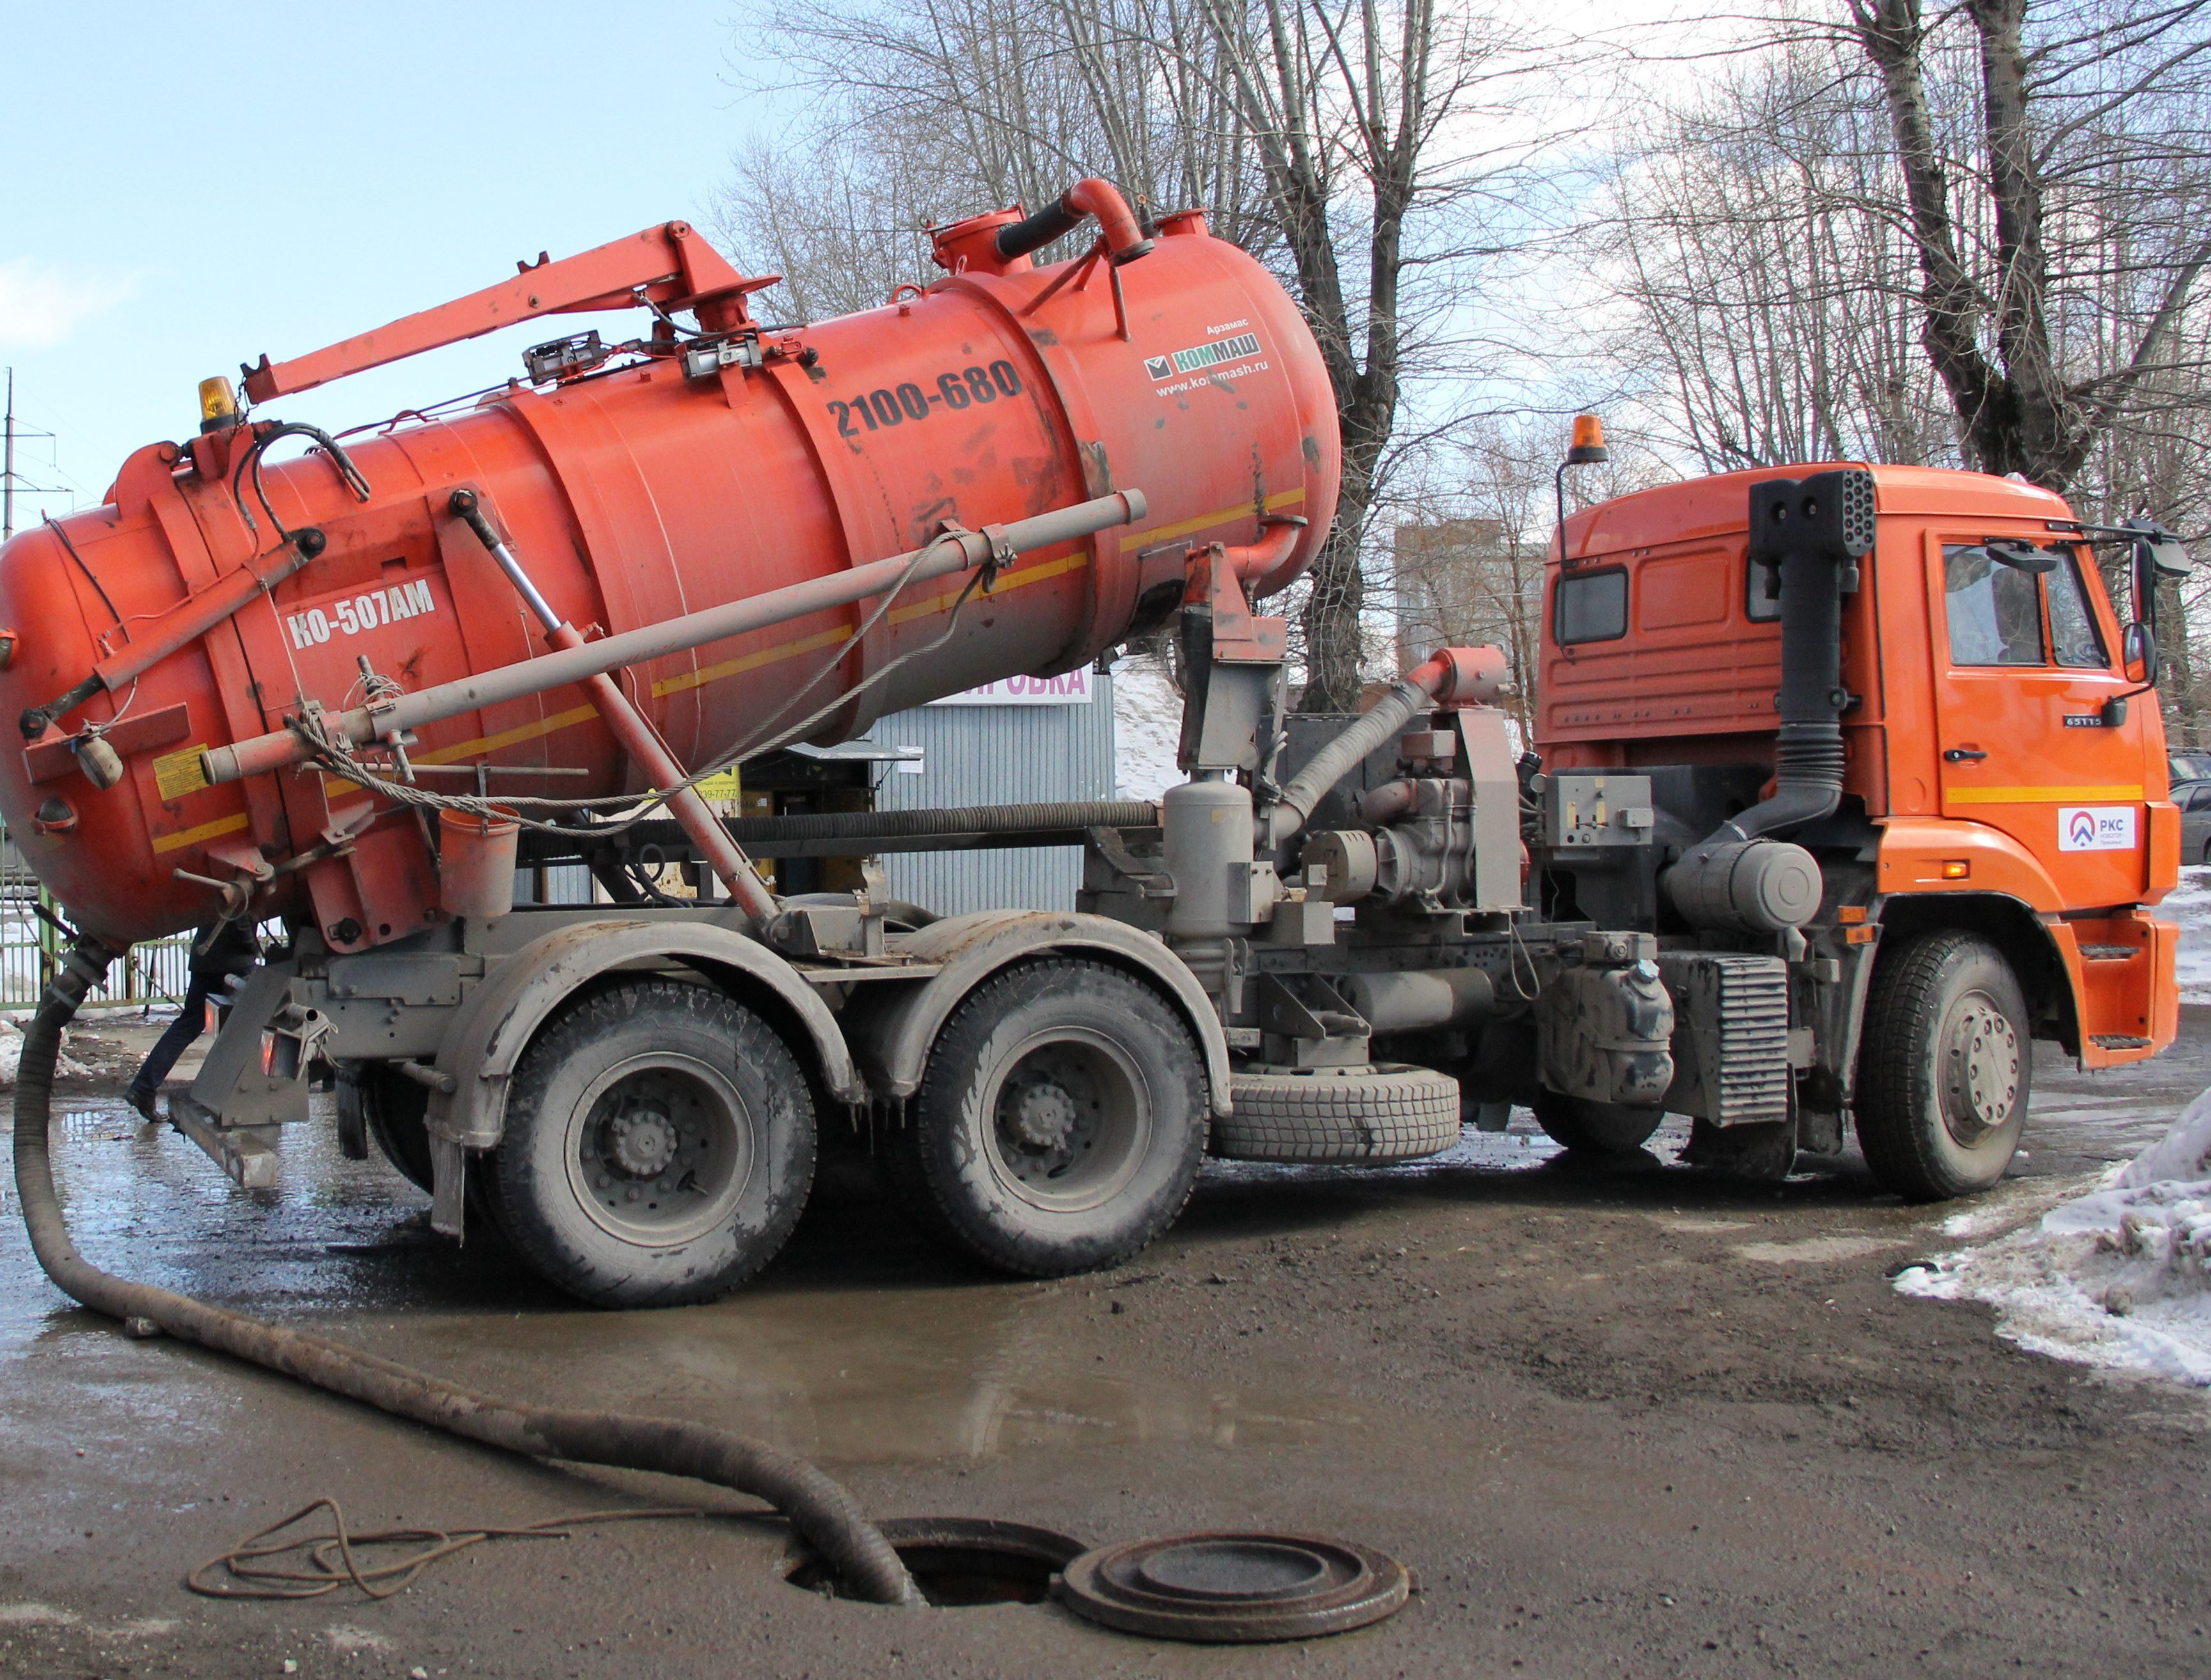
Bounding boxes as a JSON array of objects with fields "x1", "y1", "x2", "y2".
[{"x1": 3, "y1": 368, "x2": 65, "y2": 541}]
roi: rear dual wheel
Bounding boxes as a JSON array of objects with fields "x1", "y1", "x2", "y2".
[
  {"x1": 487, "y1": 980, "x2": 815, "y2": 1308},
  {"x1": 890, "y1": 960, "x2": 1207, "y2": 1277}
]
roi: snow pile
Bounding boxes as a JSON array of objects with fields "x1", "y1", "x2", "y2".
[
  {"x1": 1112, "y1": 653, "x2": 1184, "y2": 801},
  {"x1": 1898, "y1": 1088, "x2": 2211, "y2": 1386},
  {"x1": 2167, "y1": 865, "x2": 2211, "y2": 1004},
  {"x1": 0, "y1": 1023, "x2": 92, "y2": 1087}
]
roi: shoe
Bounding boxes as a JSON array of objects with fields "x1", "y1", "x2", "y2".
[{"x1": 125, "y1": 1089, "x2": 159, "y2": 1123}]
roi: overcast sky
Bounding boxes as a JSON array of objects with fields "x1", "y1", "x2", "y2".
[{"x1": 0, "y1": 1, "x2": 780, "y2": 522}]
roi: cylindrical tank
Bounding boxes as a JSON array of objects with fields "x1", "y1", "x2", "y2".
[{"x1": 0, "y1": 204, "x2": 1339, "y2": 948}]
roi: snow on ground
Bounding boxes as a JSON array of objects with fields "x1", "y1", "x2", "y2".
[
  {"x1": 1898, "y1": 1090, "x2": 2211, "y2": 1387},
  {"x1": 0, "y1": 1019, "x2": 91, "y2": 1087},
  {"x1": 2169, "y1": 866, "x2": 2211, "y2": 1003},
  {"x1": 1112, "y1": 652, "x2": 1184, "y2": 801}
]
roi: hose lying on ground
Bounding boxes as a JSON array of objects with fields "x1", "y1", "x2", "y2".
[{"x1": 11, "y1": 940, "x2": 918, "y2": 1607}]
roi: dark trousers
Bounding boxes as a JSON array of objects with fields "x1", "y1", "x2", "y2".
[{"x1": 129, "y1": 980, "x2": 217, "y2": 1103}]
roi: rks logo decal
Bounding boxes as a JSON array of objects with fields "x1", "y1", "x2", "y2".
[{"x1": 2057, "y1": 806, "x2": 2137, "y2": 851}]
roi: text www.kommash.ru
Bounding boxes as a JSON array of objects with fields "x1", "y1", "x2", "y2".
[{"x1": 1153, "y1": 359, "x2": 1271, "y2": 397}]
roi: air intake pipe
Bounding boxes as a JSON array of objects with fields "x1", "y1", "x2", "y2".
[{"x1": 1665, "y1": 469, "x2": 1875, "y2": 933}]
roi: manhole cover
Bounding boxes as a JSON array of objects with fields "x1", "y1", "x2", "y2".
[{"x1": 1054, "y1": 1531, "x2": 1410, "y2": 1642}]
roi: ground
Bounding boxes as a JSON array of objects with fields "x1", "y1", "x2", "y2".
[{"x1": 4, "y1": 1009, "x2": 2210, "y2": 1679}]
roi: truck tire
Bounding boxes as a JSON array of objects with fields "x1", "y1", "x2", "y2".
[
  {"x1": 1530, "y1": 1089, "x2": 1666, "y2": 1154},
  {"x1": 1214, "y1": 1065, "x2": 1460, "y2": 1162},
  {"x1": 1854, "y1": 930, "x2": 2029, "y2": 1201},
  {"x1": 486, "y1": 980, "x2": 815, "y2": 1307},
  {"x1": 337, "y1": 1065, "x2": 432, "y2": 1189},
  {"x1": 890, "y1": 959, "x2": 1206, "y2": 1277}
]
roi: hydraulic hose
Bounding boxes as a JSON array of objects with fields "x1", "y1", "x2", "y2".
[
  {"x1": 10, "y1": 941, "x2": 918, "y2": 1606},
  {"x1": 1260, "y1": 647, "x2": 1505, "y2": 851}
]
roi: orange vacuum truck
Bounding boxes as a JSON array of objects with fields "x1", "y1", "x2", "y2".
[{"x1": 0, "y1": 180, "x2": 2187, "y2": 1307}]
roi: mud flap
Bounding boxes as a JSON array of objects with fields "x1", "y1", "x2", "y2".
[
  {"x1": 1681, "y1": 1115, "x2": 1796, "y2": 1179},
  {"x1": 429, "y1": 1133, "x2": 468, "y2": 1239}
]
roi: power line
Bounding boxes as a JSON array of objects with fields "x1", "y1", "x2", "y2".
[{"x1": 3, "y1": 367, "x2": 68, "y2": 541}]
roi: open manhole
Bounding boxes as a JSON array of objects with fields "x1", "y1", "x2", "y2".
[
  {"x1": 785, "y1": 1517, "x2": 1086, "y2": 1606},
  {"x1": 1054, "y1": 1530, "x2": 1410, "y2": 1642}
]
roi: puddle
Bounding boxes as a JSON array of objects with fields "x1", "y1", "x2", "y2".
[
  {"x1": 4, "y1": 1096, "x2": 1371, "y2": 1468},
  {"x1": 1734, "y1": 1234, "x2": 1903, "y2": 1264},
  {"x1": 409, "y1": 1276, "x2": 1373, "y2": 1464}
]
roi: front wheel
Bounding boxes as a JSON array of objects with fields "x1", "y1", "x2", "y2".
[
  {"x1": 487, "y1": 980, "x2": 816, "y2": 1307},
  {"x1": 1854, "y1": 931, "x2": 2029, "y2": 1201},
  {"x1": 891, "y1": 960, "x2": 1206, "y2": 1276}
]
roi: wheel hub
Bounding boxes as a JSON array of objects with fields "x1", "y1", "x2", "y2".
[
  {"x1": 604, "y1": 1104, "x2": 680, "y2": 1177},
  {"x1": 1942, "y1": 995, "x2": 2020, "y2": 1142},
  {"x1": 1005, "y1": 1076, "x2": 1081, "y2": 1151},
  {"x1": 980, "y1": 1029, "x2": 1155, "y2": 1215}
]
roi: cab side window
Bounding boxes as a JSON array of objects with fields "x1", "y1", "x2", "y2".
[
  {"x1": 2045, "y1": 552, "x2": 2109, "y2": 669},
  {"x1": 1745, "y1": 558, "x2": 1781, "y2": 623},
  {"x1": 1555, "y1": 567, "x2": 1628, "y2": 645},
  {"x1": 1944, "y1": 545, "x2": 2046, "y2": 666}
]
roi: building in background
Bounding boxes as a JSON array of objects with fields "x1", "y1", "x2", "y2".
[{"x1": 870, "y1": 666, "x2": 1118, "y2": 916}]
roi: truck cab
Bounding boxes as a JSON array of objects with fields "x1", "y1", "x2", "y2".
[{"x1": 1535, "y1": 462, "x2": 2183, "y2": 1195}]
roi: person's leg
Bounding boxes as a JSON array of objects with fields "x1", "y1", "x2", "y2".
[{"x1": 127, "y1": 979, "x2": 212, "y2": 1115}]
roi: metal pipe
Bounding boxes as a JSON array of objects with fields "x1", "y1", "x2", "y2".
[
  {"x1": 1672, "y1": 469, "x2": 1875, "y2": 878},
  {"x1": 448, "y1": 489, "x2": 778, "y2": 923},
  {"x1": 203, "y1": 490, "x2": 1147, "y2": 787},
  {"x1": 10, "y1": 942, "x2": 918, "y2": 1605},
  {"x1": 534, "y1": 800, "x2": 1161, "y2": 864}
]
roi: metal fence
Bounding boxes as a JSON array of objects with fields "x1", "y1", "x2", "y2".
[
  {"x1": 0, "y1": 830, "x2": 193, "y2": 1011},
  {"x1": 872, "y1": 669, "x2": 1117, "y2": 917}
]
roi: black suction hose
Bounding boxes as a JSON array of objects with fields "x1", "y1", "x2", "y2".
[{"x1": 12, "y1": 941, "x2": 918, "y2": 1606}]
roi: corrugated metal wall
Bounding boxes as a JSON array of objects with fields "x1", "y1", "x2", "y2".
[{"x1": 869, "y1": 670, "x2": 1117, "y2": 916}]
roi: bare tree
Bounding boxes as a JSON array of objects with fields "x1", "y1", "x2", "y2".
[
  {"x1": 1593, "y1": 1, "x2": 2211, "y2": 742},
  {"x1": 1591, "y1": 38, "x2": 1956, "y2": 473},
  {"x1": 718, "y1": 0, "x2": 1546, "y2": 710},
  {"x1": 1388, "y1": 416, "x2": 1670, "y2": 739},
  {"x1": 1390, "y1": 423, "x2": 1552, "y2": 738},
  {"x1": 1598, "y1": 1, "x2": 2211, "y2": 483},
  {"x1": 1848, "y1": 0, "x2": 2211, "y2": 490}
]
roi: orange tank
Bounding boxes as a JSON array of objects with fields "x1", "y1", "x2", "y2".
[{"x1": 0, "y1": 191, "x2": 1339, "y2": 950}]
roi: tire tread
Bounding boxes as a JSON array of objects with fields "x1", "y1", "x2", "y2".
[
  {"x1": 1216, "y1": 1065, "x2": 1460, "y2": 1162},
  {"x1": 1855, "y1": 930, "x2": 2026, "y2": 1202},
  {"x1": 897, "y1": 959, "x2": 1206, "y2": 1278}
]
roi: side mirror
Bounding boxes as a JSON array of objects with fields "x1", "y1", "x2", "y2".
[
  {"x1": 2123, "y1": 620, "x2": 2160, "y2": 686},
  {"x1": 2127, "y1": 519, "x2": 2192, "y2": 627}
]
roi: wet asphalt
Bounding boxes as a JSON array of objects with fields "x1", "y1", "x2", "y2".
[{"x1": 3, "y1": 1012, "x2": 2208, "y2": 1677}]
